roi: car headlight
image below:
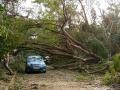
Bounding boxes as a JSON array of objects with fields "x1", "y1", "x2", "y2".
[
  {"x1": 27, "y1": 63, "x2": 31, "y2": 66},
  {"x1": 39, "y1": 64, "x2": 46, "y2": 67},
  {"x1": 42, "y1": 65, "x2": 46, "y2": 68}
]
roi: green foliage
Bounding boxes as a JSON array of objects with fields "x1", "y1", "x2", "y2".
[
  {"x1": 0, "y1": 6, "x2": 27, "y2": 58},
  {"x1": 103, "y1": 53, "x2": 120, "y2": 85},
  {"x1": 109, "y1": 63, "x2": 116, "y2": 75},
  {"x1": 76, "y1": 74, "x2": 94, "y2": 81},
  {"x1": 111, "y1": 53, "x2": 120, "y2": 72},
  {"x1": 73, "y1": 30, "x2": 88, "y2": 43},
  {"x1": 112, "y1": 34, "x2": 120, "y2": 45},
  {"x1": 87, "y1": 38, "x2": 108, "y2": 58},
  {"x1": 0, "y1": 4, "x2": 4, "y2": 12},
  {"x1": 70, "y1": 24, "x2": 108, "y2": 59},
  {"x1": 111, "y1": 34, "x2": 120, "y2": 52},
  {"x1": 36, "y1": 0, "x2": 77, "y2": 20},
  {"x1": 38, "y1": 29, "x2": 60, "y2": 45},
  {"x1": 103, "y1": 71, "x2": 113, "y2": 85},
  {"x1": 103, "y1": 71, "x2": 120, "y2": 85}
]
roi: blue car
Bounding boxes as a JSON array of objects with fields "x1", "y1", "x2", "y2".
[{"x1": 25, "y1": 55, "x2": 46, "y2": 73}]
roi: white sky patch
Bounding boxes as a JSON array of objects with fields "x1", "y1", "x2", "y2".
[
  {"x1": 75, "y1": 0, "x2": 109, "y2": 23},
  {"x1": 18, "y1": 0, "x2": 41, "y2": 19},
  {"x1": 0, "y1": 0, "x2": 2, "y2": 4},
  {"x1": 17, "y1": 0, "x2": 116, "y2": 23},
  {"x1": 84, "y1": 0, "x2": 109, "y2": 23}
]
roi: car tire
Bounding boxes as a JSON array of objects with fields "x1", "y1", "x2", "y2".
[{"x1": 42, "y1": 70, "x2": 46, "y2": 73}]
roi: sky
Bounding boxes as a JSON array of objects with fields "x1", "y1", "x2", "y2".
[
  {"x1": 0, "y1": 0, "x2": 117, "y2": 22},
  {"x1": 18, "y1": 0, "x2": 41, "y2": 18},
  {"x1": 18, "y1": 0, "x2": 109, "y2": 21}
]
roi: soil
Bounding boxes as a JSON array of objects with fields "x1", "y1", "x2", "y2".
[
  {"x1": 0, "y1": 74, "x2": 12, "y2": 90},
  {"x1": 20, "y1": 69, "x2": 111, "y2": 90}
]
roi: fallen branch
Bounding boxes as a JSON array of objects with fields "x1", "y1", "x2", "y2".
[
  {"x1": 31, "y1": 42, "x2": 73, "y2": 54},
  {"x1": 53, "y1": 62, "x2": 79, "y2": 68},
  {"x1": 71, "y1": 44, "x2": 101, "y2": 60},
  {"x1": 85, "y1": 64, "x2": 109, "y2": 74}
]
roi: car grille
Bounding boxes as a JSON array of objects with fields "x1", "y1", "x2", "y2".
[
  {"x1": 32, "y1": 64, "x2": 40, "y2": 69},
  {"x1": 32, "y1": 64, "x2": 39, "y2": 66}
]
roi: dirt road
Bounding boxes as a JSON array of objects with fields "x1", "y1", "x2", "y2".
[{"x1": 18, "y1": 69, "x2": 111, "y2": 90}]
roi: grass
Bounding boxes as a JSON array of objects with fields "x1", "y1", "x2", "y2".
[{"x1": 76, "y1": 73, "x2": 96, "y2": 81}]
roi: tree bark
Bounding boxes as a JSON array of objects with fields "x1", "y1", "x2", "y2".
[
  {"x1": 3, "y1": 53, "x2": 14, "y2": 75},
  {"x1": 78, "y1": 0, "x2": 88, "y2": 24}
]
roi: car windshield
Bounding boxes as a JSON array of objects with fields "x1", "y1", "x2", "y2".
[{"x1": 27, "y1": 56, "x2": 43, "y2": 62}]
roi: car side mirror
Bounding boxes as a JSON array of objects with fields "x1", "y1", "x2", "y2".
[{"x1": 44, "y1": 59, "x2": 46, "y2": 61}]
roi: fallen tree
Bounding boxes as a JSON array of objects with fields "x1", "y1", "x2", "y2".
[{"x1": 0, "y1": 0, "x2": 111, "y2": 74}]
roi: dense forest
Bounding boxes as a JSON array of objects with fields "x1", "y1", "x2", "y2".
[{"x1": 0, "y1": 0, "x2": 120, "y2": 86}]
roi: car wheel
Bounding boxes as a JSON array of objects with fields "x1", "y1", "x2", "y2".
[{"x1": 42, "y1": 70, "x2": 46, "y2": 73}]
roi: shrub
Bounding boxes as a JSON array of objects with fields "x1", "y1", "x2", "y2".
[
  {"x1": 87, "y1": 38, "x2": 108, "y2": 59},
  {"x1": 102, "y1": 71, "x2": 113, "y2": 85},
  {"x1": 103, "y1": 53, "x2": 120, "y2": 85},
  {"x1": 10, "y1": 57, "x2": 25, "y2": 73},
  {"x1": 111, "y1": 53, "x2": 120, "y2": 72}
]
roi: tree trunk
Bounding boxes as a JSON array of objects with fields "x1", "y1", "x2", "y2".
[{"x1": 3, "y1": 53, "x2": 14, "y2": 75}]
